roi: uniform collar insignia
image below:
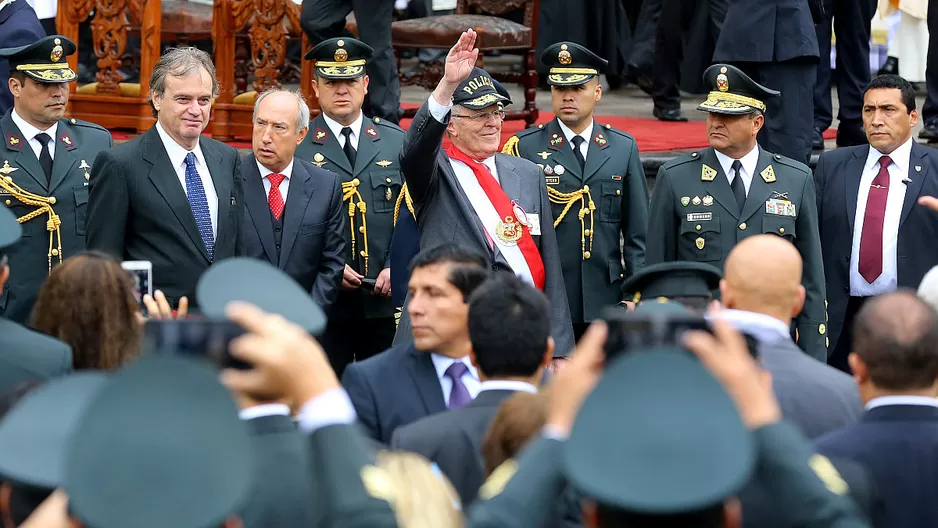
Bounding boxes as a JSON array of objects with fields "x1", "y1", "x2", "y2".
[
  {"x1": 5, "y1": 133, "x2": 22, "y2": 151},
  {"x1": 592, "y1": 130, "x2": 608, "y2": 148},
  {"x1": 313, "y1": 128, "x2": 329, "y2": 144},
  {"x1": 365, "y1": 124, "x2": 379, "y2": 140},
  {"x1": 59, "y1": 132, "x2": 76, "y2": 150},
  {"x1": 760, "y1": 165, "x2": 776, "y2": 183},
  {"x1": 701, "y1": 164, "x2": 717, "y2": 181},
  {"x1": 549, "y1": 132, "x2": 564, "y2": 149}
]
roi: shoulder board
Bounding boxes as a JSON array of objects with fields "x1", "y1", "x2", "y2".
[
  {"x1": 769, "y1": 152, "x2": 811, "y2": 175},
  {"x1": 64, "y1": 118, "x2": 109, "y2": 133},
  {"x1": 371, "y1": 116, "x2": 404, "y2": 133},
  {"x1": 501, "y1": 135, "x2": 520, "y2": 156},
  {"x1": 514, "y1": 125, "x2": 543, "y2": 139},
  {"x1": 597, "y1": 124, "x2": 636, "y2": 141},
  {"x1": 662, "y1": 151, "x2": 705, "y2": 169}
]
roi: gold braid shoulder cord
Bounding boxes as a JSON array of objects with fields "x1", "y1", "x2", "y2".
[
  {"x1": 0, "y1": 174, "x2": 62, "y2": 272},
  {"x1": 341, "y1": 178, "x2": 370, "y2": 276},
  {"x1": 392, "y1": 182, "x2": 415, "y2": 226}
]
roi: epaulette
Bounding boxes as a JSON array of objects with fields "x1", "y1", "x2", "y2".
[
  {"x1": 661, "y1": 150, "x2": 706, "y2": 170},
  {"x1": 371, "y1": 116, "x2": 404, "y2": 134},
  {"x1": 769, "y1": 152, "x2": 811, "y2": 176},
  {"x1": 63, "y1": 117, "x2": 109, "y2": 134},
  {"x1": 514, "y1": 124, "x2": 543, "y2": 139},
  {"x1": 500, "y1": 135, "x2": 520, "y2": 156},
  {"x1": 597, "y1": 123, "x2": 636, "y2": 142}
]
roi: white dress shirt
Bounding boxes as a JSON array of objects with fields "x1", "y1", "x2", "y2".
[
  {"x1": 322, "y1": 111, "x2": 364, "y2": 151},
  {"x1": 713, "y1": 309, "x2": 791, "y2": 343},
  {"x1": 155, "y1": 122, "x2": 219, "y2": 236},
  {"x1": 865, "y1": 395, "x2": 938, "y2": 411},
  {"x1": 479, "y1": 380, "x2": 538, "y2": 394},
  {"x1": 849, "y1": 137, "x2": 913, "y2": 297},
  {"x1": 257, "y1": 158, "x2": 294, "y2": 204},
  {"x1": 431, "y1": 353, "x2": 481, "y2": 407},
  {"x1": 24, "y1": 0, "x2": 55, "y2": 18},
  {"x1": 557, "y1": 118, "x2": 593, "y2": 163},
  {"x1": 297, "y1": 388, "x2": 358, "y2": 434},
  {"x1": 11, "y1": 109, "x2": 57, "y2": 161},
  {"x1": 238, "y1": 403, "x2": 291, "y2": 421},
  {"x1": 714, "y1": 145, "x2": 760, "y2": 196}
]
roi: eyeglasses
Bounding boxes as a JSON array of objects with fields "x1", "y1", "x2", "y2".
[{"x1": 452, "y1": 109, "x2": 507, "y2": 121}]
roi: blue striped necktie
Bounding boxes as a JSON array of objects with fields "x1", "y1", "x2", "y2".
[{"x1": 184, "y1": 152, "x2": 214, "y2": 260}]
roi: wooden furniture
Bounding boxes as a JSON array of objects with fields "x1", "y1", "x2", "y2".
[{"x1": 390, "y1": 0, "x2": 539, "y2": 127}]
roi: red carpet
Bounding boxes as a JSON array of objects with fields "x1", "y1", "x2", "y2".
[{"x1": 110, "y1": 107, "x2": 838, "y2": 153}]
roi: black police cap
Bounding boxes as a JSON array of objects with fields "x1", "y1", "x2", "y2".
[
  {"x1": 697, "y1": 64, "x2": 780, "y2": 115},
  {"x1": 622, "y1": 261, "x2": 722, "y2": 304},
  {"x1": 453, "y1": 67, "x2": 512, "y2": 110},
  {"x1": 565, "y1": 350, "x2": 754, "y2": 514},
  {"x1": 0, "y1": 204, "x2": 22, "y2": 253},
  {"x1": 197, "y1": 257, "x2": 327, "y2": 335},
  {"x1": 541, "y1": 42, "x2": 608, "y2": 86},
  {"x1": 0, "y1": 35, "x2": 77, "y2": 84},
  {"x1": 304, "y1": 37, "x2": 372, "y2": 79}
]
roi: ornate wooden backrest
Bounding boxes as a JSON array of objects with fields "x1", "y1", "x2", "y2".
[
  {"x1": 213, "y1": 0, "x2": 313, "y2": 105},
  {"x1": 456, "y1": 0, "x2": 539, "y2": 46},
  {"x1": 56, "y1": 0, "x2": 161, "y2": 97}
]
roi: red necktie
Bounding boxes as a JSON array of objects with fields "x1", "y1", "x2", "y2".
[
  {"x1": 268, "y1": 173, "x2": 286, "y2": 220},
  {"x1": 858, "y1": 156, "x2": 891, "y2": 283}
]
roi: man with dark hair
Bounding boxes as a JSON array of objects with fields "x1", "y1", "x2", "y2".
[
  {"x1": 816, "y1": 290, "x2": 938, "y2": 527},
  {"x1": 390, "y1": 272, "x2": 553, "y2": 506},
  {"x1": 815, "y1": 74, "x2": 938, "y2": 373},
  {"x1": 342, "y1": 243, "x2": 489, "y2": 444}
]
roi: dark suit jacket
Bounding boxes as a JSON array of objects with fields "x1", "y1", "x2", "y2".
[
  {"x1": 240, "y1": 414, "x2": 316, "y2": 528},
  {"x1": 713, "y1": 0, "x2": 820, "y2": 63},
  {"x1": 0, "y1": 1, "x2": 44, "y2": 115},
  {"x1": 760, "y1": 336, "x2": 863, "y2": 439},
  {"x1": 395, "y1": 100, "x2": 575, "y2": 356},
  {"x1": 390, "y1": 388, "x2": 518, "y2": 506},
  {"x1": 342, "y1": 342, "x2": 446, "y2": 444},
  {"x1": 85, "y1": 126, "x2": 245, "y2": 309},
  {"x1": 0, "y1": 317, "x2": 71, "y2": 394},
  {"x1": 242, "y1": 155, "x2": 346, "y2": 311},
  {"x1": 815, "y1": 404, "x2": 938, "y2": 527},
  {"x1": 814, "y1": 142, "x2": 938, "y2": 352}
]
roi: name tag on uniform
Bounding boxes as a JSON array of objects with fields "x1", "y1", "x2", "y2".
[
  {"x1": 545, "y1": 176, "x2": 560, "y2": 185},
  {"x1": 765, "y1": 199, "x2": 796, "y2": 217},
  {"x1": 527, "y1": 214, "x2": 541, "y2": 235},
  {"x1": 686, "y1": 212, "x2": 712, "y2": 222}
]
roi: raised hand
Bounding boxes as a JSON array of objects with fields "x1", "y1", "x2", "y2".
[{"x1": 444, "y1": 29, "x2": 479, "y2": 86}]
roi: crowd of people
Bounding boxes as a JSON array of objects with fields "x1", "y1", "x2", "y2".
[{"x1": 3, "y1": 0, "x2": 938, "y2": 526}]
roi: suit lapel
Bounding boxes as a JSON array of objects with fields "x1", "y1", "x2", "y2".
[
  {"x1": 1, "y1": 112, "x2": 48, "y2": 192},
  {"x1": 352, "y1": 121, "x2": 381, "y2": 176},
  {"x1": 845, "y1": 146, "x2": 868, "y2": 232},
  {"x1": 279, "y1": 161, "x2": 314, "y2": 267},
  {"x1": 545, "y1": 119, "x2": 582, "y2": 181},
  {"x1": 701, "y1": 148, "x2": 740, "y2": 218},
  {"x1": 582, "y1": 124, "x2": 611, "y2": 181},
  {"x1": 441, "y1": 152, "x2": 494, "y2": 255},
  {"x1": 141, "y1": 127, "x2": 209, "y2": 261},
  {"x1": 202, "y1": 140, "x2": 231, "y2": 245},
  {"x1": 739, "y1": 149, "x2": 776, "y2": 222},
  {"x1": 407, "y1": 346, "x2": 446, "y2": 415},
  {"x1": 900, "y1": 142, "x2": 929, "y2": 228},
  {"x1": 495, "y1": 156, "x2": 521, "y2": 205},
  {"x1": 311, "y1": 116, "x2": 353, "y2": 175},
  {"x1": 242, "y1": 155, "x2": 278, "y2": 264},
  {"x1": 49, "y1": 124, "x2": 79, "y2": 192}
]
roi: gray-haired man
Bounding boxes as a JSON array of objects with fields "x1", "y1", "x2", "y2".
[
  {"x1": 242, "y1": 89, "x2": 346, "y2": 312},
  {"x1": 86, "y1": 46, "x2": 245, "y2": 312}
]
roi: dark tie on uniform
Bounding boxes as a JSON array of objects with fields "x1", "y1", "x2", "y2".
[
  {"x1": 341, "y1": 126, "x2": 357, "y2": 167},
  {"x1": 35, "y1": 133, "x2": 53, "y2": 185},
  {"x1": 267, "y1": 173, "x2": 286, "y2": 221},
  {"x1": 571, "y1": 136, "x2": 587, "y2": 170},
  {"x1": 184, "y1": 152, "x2": 215, "y2": 261},
  {"x1": 731, "y1": 159, "x2": 746, "y2": 210},
  {"x1": 859, "y1": 155, "x2": 891, "y2": 283},
  {"x1": 444, "y1": 362, "x2": 471, "y2": 410}
]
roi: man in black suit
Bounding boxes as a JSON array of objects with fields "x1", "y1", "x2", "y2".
[
  {"x1": 243, "y1": 89, "x2": 345, "y2": 312},
  {"x1": 0, "y1": 0, "x2": 44, "y2": 115},
  {"x1": 390, "y1": 272, "x2": 553, "y2": 506},
  {"x1": 342, "y1": 244, "x2": 489, "y2": 445},
  {"x1": 86, "y1": 47, "x2": 244, "y2": 312},
  {"x1": 815, "y1": 291, "x2": 938, "y2": 527},
  {"x1": 815, "y1": 74, "x2": 938, "y2": 372}
]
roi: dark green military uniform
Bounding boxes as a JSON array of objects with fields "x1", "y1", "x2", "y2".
[
  {"x1": 646, "y1": 64, "x2": 828, "y2": 361},
  {"x1": 503, "y1": 42, "x2": 648, "y2": 335},
  {"x1": 295, "y1": 38, "x2": 406, "y2": 373},
  {"x1": 0, "y1": 35, "x2": 113, "y2": 324}
]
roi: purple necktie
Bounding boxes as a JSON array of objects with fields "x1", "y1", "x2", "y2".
[{"x1": 445, "y1": 362, "x2": 472, "y2": 410}]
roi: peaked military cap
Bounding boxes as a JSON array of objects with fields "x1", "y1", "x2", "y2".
[
  {"x1": 197, "y1": 257, "x2": 328, "y2": 335},
  {"x1": 541, "y1": 42, "x2": 608, "y2": 86},
  {"x1": 0, "y1": 35, "x2": 77, "y2": 83},
  {"x1": 622, "y1": 261, "x2": 722, "y2": 304},
  {"x1": 633, "y1": 298, "x2": 692, "y2": 316},
  {"x1": 0, "y1": 205, "x2": 22, "y2": 252},
  {"x1": 64, "y1": 355, "x2": 252, "y2": 528},
  {"x1": 0, "y1": 373, "x2": 108, "y2": 489},
  {"x1": 453, "y1": 67, "x2": 512, "y2": 110},
  {"x1": 697, "y1": 64, "x2": 780, "y2": 115},
  {"x1": 565, "y1": 350, "x2": 754, "y2": 514},
  {"x1": 305, "y1": 37, "x2": 372, "y2": 79}
]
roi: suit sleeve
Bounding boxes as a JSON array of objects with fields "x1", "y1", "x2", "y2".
[
  {"x1": 538, "y1": 174, "x2": 576, "y2": 357},
  {"x1": 341, "y1": 365, "x2": 381, "y2": 442},
  {"x1": 622, "y1": 138, "x2": 649, "y2": 278},
  {"x1": 232, "y1": 154, "x2": 246, "y2": 257},
  {"x1": 312, "y1": 178, "x2": 348, "y2": 310},
  {"x1": 795, "y1": 172, "x2": 828, "y2": 361},
  {"x1": 85, "y1": 149, "x2": 128, "y2": 259},
  {"x1": 645, "y1": 166, "x2": 678, "y2": 264},
  {"x1": 399, "y1": 99, "x2": 448, "y2": 205}
]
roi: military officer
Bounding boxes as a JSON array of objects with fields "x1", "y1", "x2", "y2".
[
  {"x1": 0, "y1": 35, "x2": 113, "y2": 324},
  {"x1": 503, "y1": 42, "x2": 648, "y2": 340},
  {"x1": 296, "y1": 37, "x2": 406, "y2": 375},
  {"x1": 622, "y1": 261, "x2": 722, "y2": 314},
  {"x1": 646, "y1": 64, "x2": 828, "y2": 361}
]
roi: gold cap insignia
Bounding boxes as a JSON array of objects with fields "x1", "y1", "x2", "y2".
[
  {"x1": 51, "y1": 45, "x2": 63, "y2": 63},
  {"x1": 760, "y1": 165, "x2": 777, "y2": 183},
  {"x1": 716, "y1": 73, "x2": 729, "y2": 92},
  {"x1": 701, "y1": 164, "x2": 717, "y2": 181},
  {"x1": 334, "y1": 47, "x2": 348, "y2": 62},
  {"x1": 695, "y1": 237, "x2": 705, "y2": 250},
  {"x1": 558, "y1": 50, "x2": 572, "y2": 65}
]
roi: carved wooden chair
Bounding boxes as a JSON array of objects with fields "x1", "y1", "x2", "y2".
[{"x1": 390, "y1": 0, "x2": 539, "y2": 127}]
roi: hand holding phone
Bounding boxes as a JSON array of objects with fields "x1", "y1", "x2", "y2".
[
  {"x1": 121, "y1": 260, "x2": 152, "y2": 309},
  {"x1": 142, "y1": 320, "x2": 250, "y2": 370}
]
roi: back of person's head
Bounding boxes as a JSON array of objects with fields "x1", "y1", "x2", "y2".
[
  {"x1": 851, "y1": 290, "x2": 938, "y2": 392},
  {"x1": 0, "y1": 381, "x2": 51, "y2": 527},
  {"x1": 917, "y1": 265, "x2": 938, "y2": 313},
  {"x1": 481, "y1": 392, "x2": 547, "y2": 476},
  {"x1": 409, "y1": 244, "x2": 488, "y2": 300},
  {"x1": 375, "y1": 450, "x2": 464, "y2": 528},
  {"x1": 720, "y1": 235, "x2": 805, "y2": 324},
  {"x1": 30, "y1": 251, "x2": 141, "y2": 371},
  {"x1": 587, "y1": 501, "x2": 736, "y2": 528},
  {"x1": 468, "y1": 273, "x2": 553, "y2": 379}
]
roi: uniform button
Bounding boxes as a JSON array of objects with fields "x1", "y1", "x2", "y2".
[
  {"x1": 359, "y1": 226, "x2": 365, "y2": 233},
  {"x1": 739, "y1": 222, "x2": 746, "y2": 230},
  {"x1": 386, "y1": 177, "x2": 392, "y2": 183},
  {"x1": 492, "y1": 263, "x2": 500, "y2": 271},
  {"x1": 49, "y1": 197, "x2": 56, "y2": 204},
  {"x1": 583, "y1": 251, "x2": 591, "y2": 259},
  {"x1": 779, "y1": 227, "x2": 785, "y2": 234},
  {"x1": 615, "y1": 189, "x2": 621, "y2": 196},
  {"x1": 583, "y1": 229, "x2": 590, "y2": 236},
  {"x1": 3, "y1": 200, "x2": 9, "y2": 206},
  {"x1": 583, "y1": 184, "x2": 589, "y2": 192},
  {"x1": 352, "y1": 178, "x2": 360, "y2": 186},
  {"x1": 695, "y1": 224, "x2": 701, "y2": 231},
  {"x1": 51, "y1": 249, "x2": 59, "y2": 256},
  {"x1": 619, "y1": 273, "x2": 624, "y2": 279},
  {"x1": 276, "y1": 226, "x2": 281, "y2": 232}
]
